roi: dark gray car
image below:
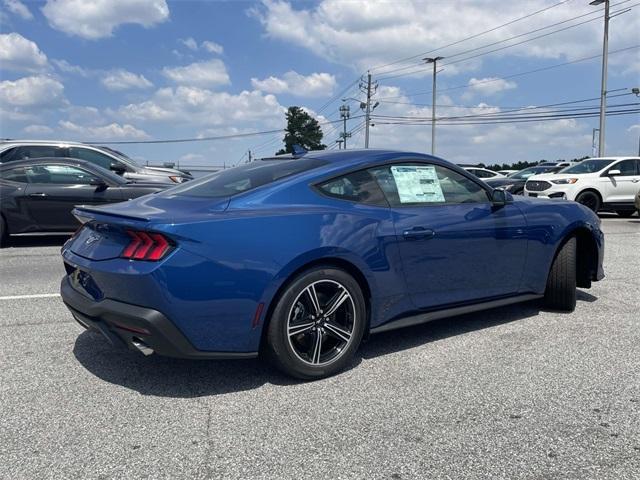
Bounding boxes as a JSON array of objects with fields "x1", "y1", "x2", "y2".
[
  {"x1": 0, "y1": 157, "x2": 168, "y2": 244},
  {"x1": 0, "y1": 141, "x2": 192, "y2": 184}
]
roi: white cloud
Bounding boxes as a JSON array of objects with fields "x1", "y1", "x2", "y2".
[
  {"x1": 163, "y1": 59, "x2": 230, "y2": 88},
  {"x1": 464, "y1": 77, "x2": 517, "y2": 97},
  {"x1": 178, "y1": 37, "x2": 224, "y2": 55},
  {"x1": 23, "y1": 124, "x2": 54, "y2": 135},
  {"x1": 0, "y1": 33, "x2": 48, "y2": 72},
  {"x1": 179, "y1": 37, "x2": 198, "y2": 51},
  {"x1": 251, "y1": 0, "x2": 640, "y2": 74},
  {"x1": 178, "y1": 153, "x2": 205, "y2": 163},
  {"x1": 251, "y1": 71, "x2": 336, "y2": 97},
  {"x1": 117, "y1": 86, "x2": 284, "y2": 128},
  {"x1": 41, "y1": 0, "x2": 169, "y2": 40},
  {"x1": 59, "y1": 120, "x2": 149, "y2": 140},
  {"x1": 52, "y1": 59, "x2": 90, "y2": 77},
  {"x1": 627, "y1": 124, "x2": 640, "y2": 133},
  {"x1": 3, "y1": 0, "x2": 33, "y2": 20},
  {"x1": 0, "y1": 76, "x2": 65, "y2": 108},
  {"x1": 202, "y1": 40, "x2": 223, "y2": 55},
  {"x1": 101, "y1": 69, "x2": 153, "y2": 91}
]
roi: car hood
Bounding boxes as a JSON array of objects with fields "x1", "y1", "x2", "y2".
[{"x1": 527, "y1": 173, "x2": 584, "y2": 181}]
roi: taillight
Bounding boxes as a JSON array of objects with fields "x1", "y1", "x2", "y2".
[{"x1": 121, "y1": 230, "x2": 173, "y2": 261}]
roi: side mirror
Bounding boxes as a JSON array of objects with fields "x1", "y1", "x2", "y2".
[
  {"x1": 607, "y1": 169, "x2": 621, "y2": 176},
  {"x1": 491, "y1": 188, "x2": 509, "y2": 207},
  {"x1": 109, "y1": 163, "x2": 126, "y2": 175},
  {"x1": 89, "y1": 178, "x2": 107, "y2": 188}
]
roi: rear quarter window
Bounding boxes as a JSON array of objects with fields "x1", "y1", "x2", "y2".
[
  {"x1": 317, "y1": 169, "x2": 388, "y2": 206},
  {"x1": 167, "y1": 157, "x2": 327, "y2": 198}
]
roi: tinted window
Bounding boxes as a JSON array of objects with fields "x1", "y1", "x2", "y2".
[
  {"x1": 168, "y1": 158, "x2": 327, "y2": 198},
  {"x1": 0, "y1": 167, "x2": 28, "y2": 183},
  {"x1": 370, "y1": 163, "x2": 489, "y2": 206},
  {"x1": 0, "y1": 147, "x2": 18, "y2": 162},
  {"x1": 317, "y1": 169, "x2": 387, "y2": 206},
  {"x1": 68, "y1": 147, "x2": 115, "y2": 170},
  {"x1": 13, "y1": 146, "x2": 64, "y2": 160},
  {"x1": 475, "y1": 169, "x2": 494, "y2": 178},
  {"x1": 610, "y1": 159, "x2": 638, "y2": 176},
  {"x1": 25, "y1": 165, "x2": 98, "y2": 185},
  {"x1": 562, "y1": 159, "x2": 615, "y2": 174}
]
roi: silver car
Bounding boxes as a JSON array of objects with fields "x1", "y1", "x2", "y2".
[{"x1": 0, "y1": 140, "x2": 192, "y2": 184}]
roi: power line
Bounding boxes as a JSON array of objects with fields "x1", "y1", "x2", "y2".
[
  {"x1": 89, "y1": 116, "x2": 364, "y2": 145},
  {"x1": 376, "y1": 45, "x2": 640, "y2": 100},
  {"x1": 370, "y1": 0, "x2": 572, "y2": 72},
  {"x1": 375, "y1": 0, "x2": 634, "y2": 81}
]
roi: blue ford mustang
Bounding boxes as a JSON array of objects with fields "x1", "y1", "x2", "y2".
[{"x1": 60, "y1": 150, "x2": 604, "y2": 379}]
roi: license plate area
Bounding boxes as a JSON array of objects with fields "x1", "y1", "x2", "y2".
[{"x1": 528, "y1": 192, "x2": 538, "y2": 197}]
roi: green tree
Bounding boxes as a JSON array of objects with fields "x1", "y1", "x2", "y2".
[{"x1": 276, "y1": 106, "x2": 326, "y2": 155}]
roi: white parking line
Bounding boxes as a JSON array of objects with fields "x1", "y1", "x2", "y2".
[{"x1": 0, "y1": 293, "x2": 60, "y2": 301}]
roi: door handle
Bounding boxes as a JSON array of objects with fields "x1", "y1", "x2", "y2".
[
  {"x1": 28, "y1": 192, "x2": 47, "y2": 197},
  {"x1": 632, "y1": 179, "x2": 639, "y2": 183},
  {"x1": 402, "y1": 227, "x2": 436, "y2": 240}
]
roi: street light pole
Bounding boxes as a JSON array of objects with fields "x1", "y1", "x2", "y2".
[
  {"x1": 591, "y1": 0, "x2": 610, "y2": 156},
  {"x1": 424, "y1": 56, "x2": 444, "y2": 155}
]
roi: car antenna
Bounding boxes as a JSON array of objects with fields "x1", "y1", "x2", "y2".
[{"x1": 291, "y1": 144, "x2": 307, "y2": 157}]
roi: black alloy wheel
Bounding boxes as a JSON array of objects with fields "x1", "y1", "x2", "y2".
[{"x1": 266, "y1": 267, "x2": 366, "y2": 380}]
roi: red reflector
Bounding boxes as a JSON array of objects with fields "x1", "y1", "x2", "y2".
[
  {"x1": 252, "y1": 302, "x2": 265, "y2": 328},
  {"x1": 113, "y1": 322, "x2": 150, "y2": 335},
  {"x1": 121, "y1": 230, "x2": 173, "y2": 261}
]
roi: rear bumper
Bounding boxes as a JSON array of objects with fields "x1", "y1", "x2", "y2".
[{"x1": 60, "y1": 276, "x2": 257, "y2": 360}]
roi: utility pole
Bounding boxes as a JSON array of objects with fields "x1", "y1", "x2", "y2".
[
  {"x1": 424, "y1": 56, "x2": 444, "y2": 155},
  {"x1": 591, "y1": 128, "x2": 599, "y2": 156},
  {"x1": 590, "y1": 0, "x2": 610, "y2": 156},
  {"x1": 339, "y1": 103, "x2": 351, "y2": 149},
  {"x1": 359, "y1": 72, "x2": 378, "y2": 148},
  {"x1": 336, "y1": 139, "x2": 344, "y2": 150},
  {"x1": 247, "y1": 150, "x2": 252, "y2": 162}
]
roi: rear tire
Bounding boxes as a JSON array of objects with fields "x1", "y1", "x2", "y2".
[
  {"x1": 616, "y1": 210, "x2": 635, "y2": 218},
  {"x1": 544, "y1": 237, "x2": 577, "y2": 312},
  {"x1": 575, "y1": 190, "x2": 601, "y2": 212},
  {"x1": 265, "y1": 266, "x2": 366, "y2": 380}
]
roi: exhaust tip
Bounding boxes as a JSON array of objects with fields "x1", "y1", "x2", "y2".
[{"x1": 131, "y1": 338, "x2": 154, "y2": 356}]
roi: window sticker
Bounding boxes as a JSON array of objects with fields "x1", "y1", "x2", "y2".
[{"x1": 390, "y1": 165, "x2": 445, "y2": 203}]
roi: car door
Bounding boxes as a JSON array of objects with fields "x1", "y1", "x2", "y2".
[
  {"x1": 600, "y1": 159, "x2": 640, "y2": 203},
  {"x1": 0, "y1": 166, "x2": 34, "y2": 233},
  {"x1": 369, "y1": 162, "x2": 528, "y2": 310},
  {"x1": 23, "y1": 164, "x2": 123, "y2": 231},
  {"x1": 68, "y1": 147, "x2": 132, "y2": 178}
]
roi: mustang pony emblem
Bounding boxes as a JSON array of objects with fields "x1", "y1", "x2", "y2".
[{"x1": 84, "y1": 233, "x2": 101, "y2": 246}]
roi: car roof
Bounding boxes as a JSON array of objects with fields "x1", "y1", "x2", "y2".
[
  {"x1": 268, "y1": 148, "x2": 441, "y2": 166},
  {"x1": 1, "y1": 139, "x2": 93, "y2": 147}
]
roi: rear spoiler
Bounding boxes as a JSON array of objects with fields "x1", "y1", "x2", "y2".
[{"x1": 73, "y1": 206, "x2": 151, "y2": 224}]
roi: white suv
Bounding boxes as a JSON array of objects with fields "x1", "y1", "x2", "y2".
[{"x1": 524, "y1": 157, "x2": 640, "y2": 217}]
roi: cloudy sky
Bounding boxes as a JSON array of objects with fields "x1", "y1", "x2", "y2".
[{"x1": 0, "y1": 0, "x2": 638, "y2": 167}]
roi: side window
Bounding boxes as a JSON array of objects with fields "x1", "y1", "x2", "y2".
[
  {"x1": 68, "y1": 147, "x2": 115, "y2": 170},
  {"x1": 0, "y1": 147, "x2": 19, "y2": 162},
  {"x1": 317, "y1": 169, "x2": 388, "y2": 206},
  {"x1": 611, "y1": 160, "x2": 638, "y2": 176},
  {"x1": 369, "y1": 163, "x2": 489, "y2": 206},
  {"x1": 13, "y1": 146, "x2": 63, "y2": 159},
  {"x1": 0, "y1": 167, "x2": 28, "y2": 183},
  {"x1": 25, "y1": 165, "x2": 98, "y2": 185}
]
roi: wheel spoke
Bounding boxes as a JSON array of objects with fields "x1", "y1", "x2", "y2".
[
  {"x1": 310, "y1": 330, "x2": 323, "y2": 364},
  {"x1": 323, "y1": 287, "x2": 350, "y2": 317},
  {"x1": 288, "y1": 321, "x2": 315, "y2": 337},
  {"x1": 305, "y1": 284, "x2": 321, "y2": 315},
  {"x1": 324, "y1": 321, "x2": 352, "y2": 343}
]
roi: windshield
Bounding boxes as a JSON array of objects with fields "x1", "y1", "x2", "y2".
[
  {"x1": 562, "y1": 159, "x2": 615, "y2": 174},
  {"x1": 166, "y1": 157, "x2": 327, "y2": 198},
  {"x1": 98, "y1": 146, "x2": 139, "y2": 167},
  {"x1": 510, "y1": 166, "x2": 555, "y2": 180}
]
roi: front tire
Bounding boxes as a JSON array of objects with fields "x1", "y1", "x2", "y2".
[
  {"x1": 265, "y1": 267, "x2": 366, "y2": 380},
  {"x1": 544, "y1": 237, "x2": 577, "y2": 312},
  {"x1": 575, "y1": 190, "x2": 601, "y2": 212}
]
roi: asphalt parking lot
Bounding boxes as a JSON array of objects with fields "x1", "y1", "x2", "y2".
[{"x1": 1, "y1": 214, "x2": 639, "y2": 480}]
